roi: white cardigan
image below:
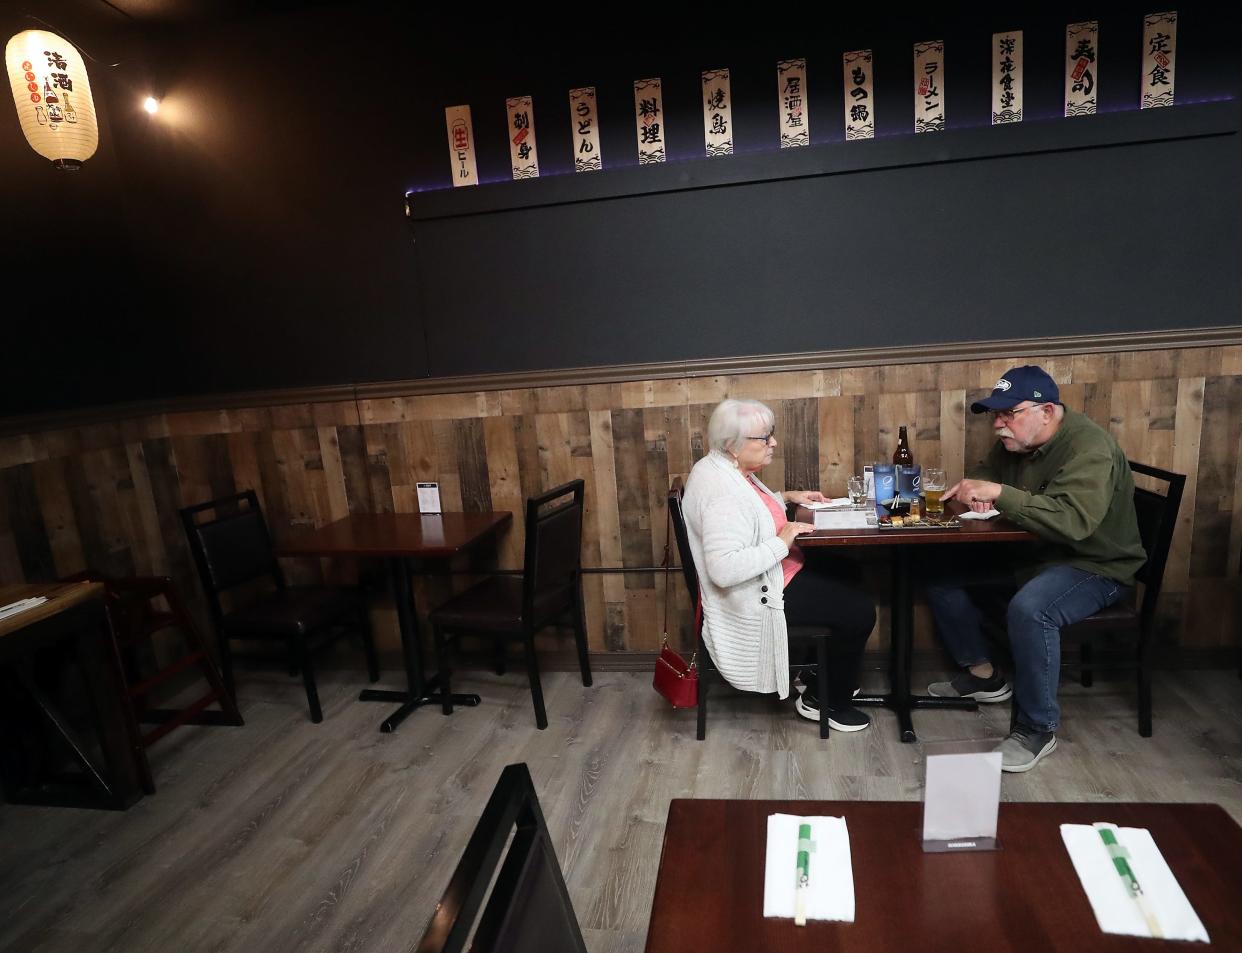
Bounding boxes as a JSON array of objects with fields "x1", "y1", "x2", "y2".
[{"x1": 682, "y1": 450, "x2": 792, "y2": 698}]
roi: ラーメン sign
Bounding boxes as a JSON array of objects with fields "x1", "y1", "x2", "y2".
[{"x1": 6, "y1": 30, "x2": 98, "y2": 170}]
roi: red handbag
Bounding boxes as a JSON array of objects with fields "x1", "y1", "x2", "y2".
[
  {"x1": 654, "y1": 638, "x2": 698, "y2": 708},
  {"x1": 653, "y1": 504, "x2": 699, "y2": 709}
]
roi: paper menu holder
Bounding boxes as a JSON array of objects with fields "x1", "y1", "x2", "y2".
[
  {"x1": 416, "y1": 482, "x2": 442, "y2": 514},
  {"x1": 921, "y1": 739, "x2": 1003, "y2": 853}
]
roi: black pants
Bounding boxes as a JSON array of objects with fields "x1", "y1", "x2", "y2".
[{"x1": 782, "y1": 558, "x2": 876, "y2": 707}]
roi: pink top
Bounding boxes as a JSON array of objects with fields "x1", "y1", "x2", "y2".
[{"x1": 748, "y1": 477, "x2": 804, "y2": 587}]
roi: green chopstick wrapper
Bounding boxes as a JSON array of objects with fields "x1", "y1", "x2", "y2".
[
  {"x1": 1093, "y1": 822, "x2": 1163, "y2": 938},
  {"x1": 795, "y1": 822, "x2": 813, "y2": 926}
]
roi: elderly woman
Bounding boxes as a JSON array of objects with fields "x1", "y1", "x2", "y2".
[{"x1": 682, "y1": 398, "x2": 876, "y2": 730}]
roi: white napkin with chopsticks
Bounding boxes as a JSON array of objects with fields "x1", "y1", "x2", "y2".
[
  {"x1": 0, "y1": 596, "x2": 48, "y2": 621},
  {"x1": 1060, "y1": 824, "x2": 1209, "y2": 942},
  {"x1": 957, "y1": 508, "x2": 1001, "y2": 520},
  {"x1": 801, "y1": 498, "x2": 855, "y2": 510},
  {"x1": 763, "y1": 814, "x2": 854, "y2": 922}
]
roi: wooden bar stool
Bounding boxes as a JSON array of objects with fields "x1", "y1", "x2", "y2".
[{"x1": 72, "y1": 573, "x2": 244, "y2": 793}]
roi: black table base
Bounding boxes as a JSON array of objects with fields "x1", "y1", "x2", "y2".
[
  {"x1": 860, "y1": 546, "x2": 978, "y2": 742},
  {"x1": 851, "y1": 691, "x2": 978, "y2": 744},
  {"x1": 359, "y1": 675, "x2": 481, "y2": 733},
  {"x1": 360, "y1": 555, "x2": 490, "y2": 734}
]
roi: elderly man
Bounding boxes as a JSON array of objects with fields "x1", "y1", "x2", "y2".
[{"x1": 925, "y1": 365, "x2": 1146, "y2": 772}]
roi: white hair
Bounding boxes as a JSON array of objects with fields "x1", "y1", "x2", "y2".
[{"x1": 707, "y1": 399, "x2": 774, "y2": 454}]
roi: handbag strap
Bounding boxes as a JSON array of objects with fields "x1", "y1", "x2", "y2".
[{"x1": 662, "y1": 495, "x2": 697, "y2": 670}]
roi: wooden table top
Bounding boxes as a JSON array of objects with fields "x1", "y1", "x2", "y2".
[
  {"x1": 795, "y1": 500, "x2": 1036, "y2": 547},
  {"x1": 0, "y1": 581, "x2": 104, "y2": 640},
  {"x1": 646, "y1": 799, "x2": 1242, "y2": 953},
  {"x1": 276, "y1": 511, "x2": 513, "y2": 559}
]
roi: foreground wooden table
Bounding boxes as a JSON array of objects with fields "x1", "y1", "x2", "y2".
[
  {"x1": 797, "y1": 501, "x2": 1036, "y2": 742},
  {"x1": 646, "y1": 799, "x2": 1242, "y2": 952},
  {"x1": 0, "y1": 582, "x2": 147, "y2": 809},
  {"x1": 278, "y1": 512, "x2": 512, "y2": 732}
]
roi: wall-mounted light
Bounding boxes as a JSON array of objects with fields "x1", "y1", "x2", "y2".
[
  {"x1": 5, "y1": 29, "x2": 98, "y2": 170},
  {"x1": 143, "y1": 95, "x2": 159, "y2": 114}
]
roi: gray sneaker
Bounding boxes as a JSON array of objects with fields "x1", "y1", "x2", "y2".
[
  {"x1": 996, "y1": 726, "x2": 1057, "y2": 773},
  {"x1": 927, "y1": 669, "x2": 1013, "y2": 703}
]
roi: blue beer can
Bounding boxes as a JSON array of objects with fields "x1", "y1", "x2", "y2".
[
  {"x1": 873, "y1": 464, "x2": 896, "y2": 517},
  {"x1": 897, "y1": 464, "x2": 922, "y2": 501}
]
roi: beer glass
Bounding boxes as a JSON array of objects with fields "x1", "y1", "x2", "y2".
[{"x1": 923, "y1": 467, "x2": 947, "y2": 518}]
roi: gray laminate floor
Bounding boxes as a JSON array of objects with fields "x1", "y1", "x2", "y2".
[{"x1": 2, "y1": 666, "x2": 1240, "y2": 953}]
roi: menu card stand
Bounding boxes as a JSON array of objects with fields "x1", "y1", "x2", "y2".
[{"x1": 921, "y1": 739, "x2": 1003, "y2": 852}]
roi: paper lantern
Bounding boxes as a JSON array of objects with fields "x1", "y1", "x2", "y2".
[{"x1": 6, "y1": 30, "x2": 98, "y2": 170}]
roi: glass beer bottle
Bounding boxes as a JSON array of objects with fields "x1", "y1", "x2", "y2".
[{"x1": 893, "y1": 426, "x2": 913, "y2": 466}]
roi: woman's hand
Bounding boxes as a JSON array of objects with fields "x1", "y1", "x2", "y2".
[
  {"x1": 778, "y1": 521, "x2": 817, "y2": 547},
  {"x1": 783, "y1": 490, "x2": 826, "y2": 505}
]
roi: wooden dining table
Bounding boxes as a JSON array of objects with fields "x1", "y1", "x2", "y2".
[
  {"x1": 796, "y1": 501, "x2": 1036, "y2": 742},
  {"x1": 278, "y1": 511, "x2": 512, "y2": 733},
  {"x1": 645, "y1": 799, "x2": 1242, "y2": 953},
  {"x1": 0, "y1": 581, "x2": 148, "y2": 809}
]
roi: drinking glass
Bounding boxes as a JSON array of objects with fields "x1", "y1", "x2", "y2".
[
  {"x1": 847, "y1": 476, "x2": 866, "y2": 505},
  {"x1": 923, "y1": 467, "x2": 947, "y2": 518}
]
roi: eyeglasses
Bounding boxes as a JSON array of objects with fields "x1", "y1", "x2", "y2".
[
  {"x1": 989, "y1": 403, "x2": 1048, "y2": 423},
  {"x1": 745, "y1": 427, "x2": 777, "y2": 444}
]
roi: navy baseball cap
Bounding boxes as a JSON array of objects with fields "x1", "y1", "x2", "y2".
[{"x1": 970, "y1": 365, "x2": 1061, "y2": 413}]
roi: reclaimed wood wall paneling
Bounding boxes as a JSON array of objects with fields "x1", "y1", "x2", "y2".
[{"x1": 1, "y1": 346, "x2": 1240, "y2": 657}]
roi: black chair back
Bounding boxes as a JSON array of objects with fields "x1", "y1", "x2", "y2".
[
  {"x1": 1127, "y1": 461, "x2": 1186, "y2": 626},
  {"x1": 181, "y1": 491, "x2": 285, "y2": 599},
  {"x1": 523, "y1": 480, "x2": 584, "y2": 618},
  {"x1": 666, "y1": 484, "x2": 856, "y2": 741},
  {"x1": 416, "y1": 763, "x2": 587, "y2": 953},
  {"x1": 667, "y1": 487, "x2": 701, "y2": 610}
]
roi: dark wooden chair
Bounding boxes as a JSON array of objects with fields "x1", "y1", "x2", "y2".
[
  {"x1": 668, "y1": 487, "x2": 835, "y2": 740},
  {"x1": 180, "y1": 490, "x2": 379, "y2": 723},
  {"x1": 996, "y1": 461, "x2": 1185, "y2": 738},
  {"x1": 415, "y1": 763, "x2": 587, "y2": 953},
  {"x1": 430, "y1": 480, "x2": 592, "y2": 730}
]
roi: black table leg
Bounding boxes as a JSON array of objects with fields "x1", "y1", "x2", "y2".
[
  {"x1": 852, "y1": 546, "x2": 977, "y2": 743},
  {"x1": 357, "y1": 556, "x2": 480, "y2": 733}
]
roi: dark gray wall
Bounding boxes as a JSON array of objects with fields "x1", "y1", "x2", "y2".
[
  {"x1": 2, "y1": 4, "x2": 1238, "y2": 415},
  {"x1": 418, "y1": 131, "x2": 1240, "y2": 375}
]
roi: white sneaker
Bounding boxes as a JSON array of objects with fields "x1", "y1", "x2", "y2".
[{"x1": 795, "y1": 694, "x2": 871, "y2": 731}]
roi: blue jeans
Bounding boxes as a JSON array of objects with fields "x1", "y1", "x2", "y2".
[{"x1": 925, "y1": 563, "x2": 1130, "y2": 733}]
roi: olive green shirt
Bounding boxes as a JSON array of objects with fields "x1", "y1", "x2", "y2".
[{"x1": 970, "y1": 409, "x2": 1146, "y2": 585}]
